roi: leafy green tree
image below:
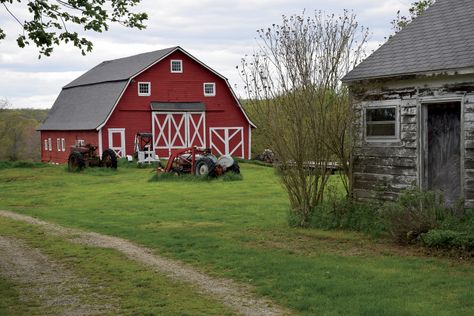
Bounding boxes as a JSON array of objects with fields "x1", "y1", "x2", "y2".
[
  {"x1": 391, "y1": 0, "x2": 434, "y2": 34},
  {"x1": 1, "y1": 0, "x2": 148, "y2": 57},
  {"x1": 0, "y1": 108, "x2": 47, "y2": 161}
]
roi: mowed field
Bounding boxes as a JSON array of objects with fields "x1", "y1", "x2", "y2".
[{"x1": 0, "y1": 163, "x2": 473, "y2": 315}]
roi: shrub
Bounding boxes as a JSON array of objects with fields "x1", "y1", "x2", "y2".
[
  {"x1": 310, "y1": 199, "x2": 385, "y2": 237},
  {"x1": 382, "y1": 188, "x2": 447, "y2": 244},
  {"x1": 421, "y1": 230, "x2": 474, "y2": 251}
]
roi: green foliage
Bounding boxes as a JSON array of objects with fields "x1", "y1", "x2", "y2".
[
  {"x1": 382, "y1": 188, "x2": 446, "y2": 244},
  {"x1": 0, "y1": 108, "x2": 48, "y2": 161},
  {"x1": 391, "y1": 0, "x2": 435, "y2": 34},
  {"x1": 0, "y1": 160, "x2": 47, "y2": 169},
  {"x1": 241, "y1": 99, "x2": 270, "y2": 157},
  {"x1": 310, "y1": 199, "x2": 385, "y2": 237},
  {"x1": 421, "y1": 229, "x2": 474, "y2": 251},
  {"x1": 1, "y1": 0, "x2": 148, "y2": 57}
]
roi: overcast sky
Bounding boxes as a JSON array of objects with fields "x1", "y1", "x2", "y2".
[{"x1": 0, "y1": 0, "x2": 412, "y2": 109}]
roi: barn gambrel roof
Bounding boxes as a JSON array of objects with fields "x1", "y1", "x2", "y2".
[
  {"x1": 39, "y1": 47, "x2": 255, "y2": 130},
  {"x1": 343, "y1": 0, "x2": 474, "y2": 82}
]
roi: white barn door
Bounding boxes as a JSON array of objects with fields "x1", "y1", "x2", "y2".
[
  {"x1": 209, "y1": 127, "x2": 244, "y2": 158},
  {"x1": 108, "y1": 128, "x2": 125, "y2": 158},
  {"x1": 152, "y1": 112, "x2": 205, "y2": 157}
]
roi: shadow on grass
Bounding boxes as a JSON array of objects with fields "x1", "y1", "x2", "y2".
[{"x1": 149, "y1": 172, "x2": 243, "y2": 182}]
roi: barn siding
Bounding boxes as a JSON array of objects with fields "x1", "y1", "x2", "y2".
[
  {"x1": 40, "y1": 130, "x2": 98, "y2": 163},
  {"x1": 350, "y1": 74, "x2": 474, "y2": 206},
  {"x1": 102, "y1": 50, "x2": 251, "y2": 159}
]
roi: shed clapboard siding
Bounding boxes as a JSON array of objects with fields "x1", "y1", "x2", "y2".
[{"x1": 350, "y1": 74, "x2": 474, "y2": 206}]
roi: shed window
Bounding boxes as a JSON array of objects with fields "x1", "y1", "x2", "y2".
[
  {"x1": 44, "y1": 139, "x2": 48, "y2": 151},
  {"x1": 61, "y1": 138, "x2": 66, "y2": 152},
  {"x1": 138, "y1": 82, "x2": 151, "y2": 96},
  {"x1": 48, "y1": 138, "x2": 52, "y2": 151},
  {"x1": 365, "y1": 107, "x2": 398, "y2": 139},
  {"x1": 203, "y1": 83, "x2": 216, "y2": 96},
  {"x1": 57, "y1": 138, "x2": 61, "y2": 151},
  {"x1": 170, "y1": 60, "x2": 182, "y2": 73}
]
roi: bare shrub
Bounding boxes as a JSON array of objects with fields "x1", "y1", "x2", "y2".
[{"x1": 239, "y1": 11, "x2": 368, "y2": 226}]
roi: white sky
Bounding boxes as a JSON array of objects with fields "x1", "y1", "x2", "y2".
[{"x1": 0, "y1": 0, "x2": 412, "y2": 109}]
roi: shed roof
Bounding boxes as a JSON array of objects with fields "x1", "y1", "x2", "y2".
[
  {"x1": 343, "y1": 0, "x2": 474, "y2": 82},
  {"x1": 39, "y1": 47, "x2": 255, "y2": 131}
]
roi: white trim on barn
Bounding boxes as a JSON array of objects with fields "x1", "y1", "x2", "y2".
[
  {"x1": 209, "y1": 127, "x2": 244, "y2": 158},
  {"x1": 248, "y1": 124, "x2": 252, "y2": 159},
  {"x1": 98, "y1": 128, "x2": 103, "y2": 156}
]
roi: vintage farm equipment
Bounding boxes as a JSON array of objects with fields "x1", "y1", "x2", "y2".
[
  {"x1": 159, "y1": 147, "x2": 240, "y2": 177},
  {"x1": 68, "y1": 141, "x2": 117, "y2": 171},
  {"x1": 134, "y1": 132, "x2": 161, "y2": 165}
]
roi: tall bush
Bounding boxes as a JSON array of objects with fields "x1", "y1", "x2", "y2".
[{"x1": 240, "y1": 11, "x2": 368, "y2": 227}]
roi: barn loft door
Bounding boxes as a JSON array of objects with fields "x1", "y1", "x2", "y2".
[
  {"x1": 424, "y1": 102, "x2": 462, "y2": 205},
  {"x1": 152, "y1": 112, "x2": 205, "y2": 157}
]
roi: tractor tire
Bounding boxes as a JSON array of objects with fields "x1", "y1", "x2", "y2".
[
  {"x1": 195, "y1": 157, "x2": 216, "y2": 177},
  {"x1": 102, "y1": 149, "x2": 118, "y2": 169},
  {"x1": 68, "y1": 151, "x2": 85, "y2": 172},
  {"x1": 227, "y1": 161, "x2": 240, "y2": 174}
]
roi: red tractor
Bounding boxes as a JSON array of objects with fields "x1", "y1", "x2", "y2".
[
  {"x1": 159, "y1": 147, "x2": 240, "y2": 177},
  {"x1": 68, "y1": 141, "x2": 117, "y2": 171}
]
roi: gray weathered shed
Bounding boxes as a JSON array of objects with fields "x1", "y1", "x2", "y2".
[{"x1": 343, "y1": 0, "x2": 474, "y2": 206}]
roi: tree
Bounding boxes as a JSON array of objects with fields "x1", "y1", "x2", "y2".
[
  {"x1": 1, "y1": 0, "x2": 148, "y2": 57},
  {"x1": 239, "y1": 11, "x2": 368, "y2": 227},
  {"x1": 0, "y1": 97, "x2": 10, "y2": 109},
  {"x1": 391, "y1": 1, "x2": 434, "y2": 34}
]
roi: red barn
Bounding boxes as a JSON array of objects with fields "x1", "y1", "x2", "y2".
[{"x1": 39, "y1": 46, "x2": 255, "y2": 163}]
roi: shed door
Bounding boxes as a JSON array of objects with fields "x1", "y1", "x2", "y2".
[{"x1": 425, "y1": 102, "x2": 461, "y2": 205}]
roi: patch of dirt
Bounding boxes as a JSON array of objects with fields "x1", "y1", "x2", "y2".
[
  {"x1": 0, "y1": 236, "x2": 114, "y2": 315},
  {"x1": 0, "y1": 210, "x2": 289, "y2": 316}
]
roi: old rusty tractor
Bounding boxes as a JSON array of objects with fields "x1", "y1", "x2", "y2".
[
  {"x1": 158, "y1": 147, "x2": 240, "y2": 177},
  {"x1": 68, "y1": 141, "x2": 117, "y2": 171}
]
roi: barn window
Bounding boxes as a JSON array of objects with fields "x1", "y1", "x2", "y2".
[
  {"x1": 44, "y1": 139, "x2": 48, "y2": 151},
  {"x1": 138, "y1": 82, "x2": 151, "y2": 96},
  {"x1": 57, "y1": 138, "x2": 61, "y2": 151},
  {"x1": 48, "y1": 138, "x2": 52, "y2": 151},
  {"x1": 61, "y1": 138, "x2": 66, "y2": 152},
  {"x1": 365, "y1": 106, "x2": 398, "y2": 140},
  {"x1": 203, "y1": 83, "x2": 216, "y2": 96},
  {"x1": 170, "y1": 60, "x2": 182, "y2": 73}
]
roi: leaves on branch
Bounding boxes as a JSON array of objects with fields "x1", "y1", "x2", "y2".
[{"x1": 1, "y1": 0, "x2": 148, "y2": 57}]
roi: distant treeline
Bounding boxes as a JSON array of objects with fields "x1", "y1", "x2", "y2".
[{"x1": 0, "y1": 109, "x2": 49, "y2": 161}]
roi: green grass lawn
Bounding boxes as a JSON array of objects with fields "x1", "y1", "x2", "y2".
[{"x1": 0, "y1": 163, "x2": 473, "y2": 315}]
